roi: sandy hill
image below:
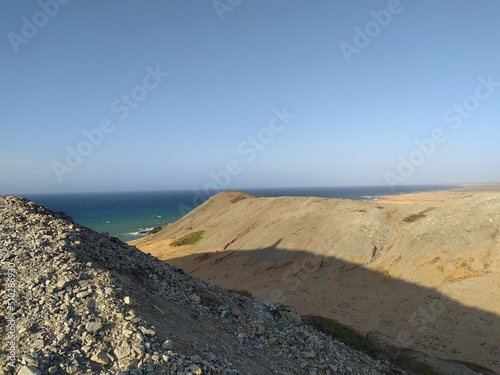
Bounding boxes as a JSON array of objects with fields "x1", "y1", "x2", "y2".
[
  {"x1": 0, "y1": 195, "x2": 409, "y2": 375},
  {"x1": 131, "y1": 189, "x2": 500, "y2": 374}
]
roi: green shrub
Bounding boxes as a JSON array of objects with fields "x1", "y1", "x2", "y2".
[
  {"x1": 303, "y1": 315, "x2": 380, "y2": 356},
  {"x1": 397, "y1": 354, "x2": 439, "y2": 375},
  {"x1": 171, "y1": 230, "x2": 205, "y2": 246}
]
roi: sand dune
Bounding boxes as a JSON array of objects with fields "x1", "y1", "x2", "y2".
[{"x1": 131, "y1": 189, "x2": 500, "y2": 373}]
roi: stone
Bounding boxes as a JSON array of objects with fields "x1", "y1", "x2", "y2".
[
  {"x1": 91, "y1": 350, "x2": 111, "y2": 365},
  {"x1": 161, "y1": 339, "x2": 174, "y2": 350},
  {"x1": 190, "y1": 355, "x2": 202, "y2": 364},
  {"x1": 139, "y1": 326, "x2": 155, "y2": 336},
  {"x1": 30, "y1": 339, "x2": 44, "y2": 350},
  {"x1": 17, "y1": 367, "x2": 41, "y2": 375},
  {"x1": 280, "y1": 310, "x2": 302, "y2": 326},
  {"x1": 76, "y1": 290, "x2": 91, "y2": 298},
  {"x1": 56, "y1": 333, "x2": 66, "y2": 341},
  {"x1": 255, "y1": 324, "x2": 265, "y2": 336},
  {"x1": 86, "y1": 322, "x2": 103, "y2": 333},
  {"x1": 302, "y1": 351, "x2": 316, "y2": 358},
  {"x1": 132, "y1": 344, "x2": 145, "y2": 356},
  {"x1": 188, "y1": 294, "x2": 201, "y2": 303},
  {"x1": 124, "y1": 296, "x2": 133, "y2": 305},
  {"x1": 47, "y1": 366, "x2": 58, "y2": 374},
  {"x1": 189, "y1": 364, "x2": 202, "y2": 375},
  {"x1": 81, "y1": 345, "x2": 91, "y2": 354},
  {"x1": 114, "y1": 343, "x2": 131, "y2": 360}
]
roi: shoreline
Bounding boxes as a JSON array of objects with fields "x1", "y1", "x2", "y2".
[
  {"x1": 373, "y1": 183, "x2": 500, "y2": 204},
  {"x1": 457, "y1": 182, "x2": 500, "y2": 191}
]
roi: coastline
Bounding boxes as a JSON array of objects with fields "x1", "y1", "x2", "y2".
[
  {"x1": 374, "y1": 183, "x2": 500, "y2": 204},
  {"x1": 457, "y1": 182, "x2": 500, "y2": 191},
  {"x1": 22, "y1": 185, "x2": 460, "y2": 241}
]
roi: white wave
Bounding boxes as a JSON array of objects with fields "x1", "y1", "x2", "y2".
[{"x1": 129, "y1": 227, "x2": 156, "y2": 236}]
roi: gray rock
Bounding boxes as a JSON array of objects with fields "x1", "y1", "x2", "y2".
[
  {"x1": 161, "y1": 339, "x2": 174, "y2": 350},
  {"x1": 91, "y1": 350, "x2": 112, "y2": 365},
  {"x1": 114, "y1": 343, "x2": 131, "y2": 360},
  {"x1": 190, "y1": 355, "x2": 202, "y2": 364},
  {"x1": 124, "y1": 296, "x2": 133, "y2": 305},
  {"x1": 189, "y1": 364, "x2": 202, "y2": 375},
  {"x1": 76, "y1": 290, "x2": 91, "y2": 298},
  {"x1": 30, "y1": 339, "x2": 44, "y2": 350},
  {"x1": 17, "y1": 366, "x2": 41, "y2": 375},
  {"x1": 302, "y1": 351, "x2": 316, "y2": 358},
  {"x1": 188, "y1": 294, "x2": 201, "y2": 303},
  {"x1": 255, "y1": 324, "x2": 266, "y2": 336},
  {"x1": 280, "y1": 310, "x2": 302, "y2": 326},
  {"x1": 85, "y1": 321, "x2": 103, "y2": 333},
  {"x1": 139, "y1": 326, "x2": 155, "y2": 336}
]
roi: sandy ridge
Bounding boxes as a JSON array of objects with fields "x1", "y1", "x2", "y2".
[{"x1": 132, "y1": 189, "x2": 500, "y2": 373}]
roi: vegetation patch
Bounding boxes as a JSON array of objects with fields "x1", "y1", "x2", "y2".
[
  {"x1": 171, "y1": 230, "x2": 205, "y2": 246},
  {"x1": 397, "y1": 354, "x2": 439, "y2": 375},
  {"x1": 230, "y1": 194, "x2": 248, "y2": 203},
  {"x1": 403, "y1": 207, "x2": 436, "y2": 223},
  {"x1": 302, "y1": 315, "x2": 380, "y2": 356},
  {"x1": 303, "y1": 315, "x2": 440, "y2": 374}
]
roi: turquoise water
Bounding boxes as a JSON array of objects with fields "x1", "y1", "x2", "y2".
[{"x1": 24, "y1": 185, "x2": 458, "y2": 242}]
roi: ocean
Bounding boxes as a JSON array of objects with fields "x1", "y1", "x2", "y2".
[{"x1": 23, "y1": 185, "x2": 458, "y2": 242}]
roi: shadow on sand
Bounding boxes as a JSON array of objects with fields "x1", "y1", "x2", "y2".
[{"x1": 166, "y1": 241, "x2": 500, "y2": 374}]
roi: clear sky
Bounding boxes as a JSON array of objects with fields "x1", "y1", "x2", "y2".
[{"x1": 1, "y1": 0, "x2": 499, "y2": 194}]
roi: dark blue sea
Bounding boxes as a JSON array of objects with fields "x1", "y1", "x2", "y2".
[{"x1": 23, "y1": 185, "x2": 458, "y2": 242}]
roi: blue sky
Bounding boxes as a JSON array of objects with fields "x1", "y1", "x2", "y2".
[{"x1": 1, "y1": 0, "x2": 499, "y2": 194}]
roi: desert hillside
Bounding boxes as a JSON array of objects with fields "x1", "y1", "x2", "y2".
[
  {"x1": 0, "y1": 194, "x2": 409, "y2": 375},
  {"x1": 131, "y1": 189, "x2": 500, "y2": 374}
]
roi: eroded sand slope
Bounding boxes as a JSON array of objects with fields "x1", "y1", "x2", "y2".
[{"x1": 131, "y1": 190, "x2": 500, "y2": 372}]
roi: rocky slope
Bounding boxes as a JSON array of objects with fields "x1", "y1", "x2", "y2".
[
  {"x1": 0, "y1": 194, "x2": 405, "y2": 375},
  {"x1": 131, "y1": 190, "x2": 500, "y2": 374}
]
